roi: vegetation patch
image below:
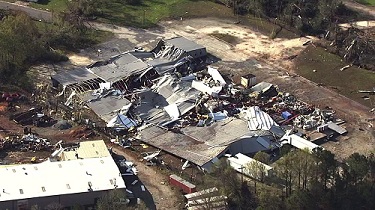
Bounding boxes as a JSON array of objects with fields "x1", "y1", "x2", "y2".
[
  {"x1": 28, "y1": 0, "x2": 296, "y2": 39},
  {"x1": 294, "y1": 45, "x2": 375, "y2": 107},
  {"x1": 31, "y1": 0, "x2": 69, "y2": 13},
  {"x1": 355, "y1": 0, "x2": 375, "y2": 6},
  {"x1": 0, "y1": 12, "x2": 112, "y2": 86}
]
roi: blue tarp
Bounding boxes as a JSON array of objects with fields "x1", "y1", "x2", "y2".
[{"x1": 282, "y1": 111, "x2": 292, "y2": 120}]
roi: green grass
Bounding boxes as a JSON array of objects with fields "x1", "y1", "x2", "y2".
[
  {"x1": 99, "y1": 0, "x2": 236, "y2": 28},
  {"x1": 33, "y1": 20, "x2": 113, "y2": 52},
  {"x1": 26, "y1": 0, "x2": 296, "y2": 38},
  {"x1": 295, "y1": 46, "x2": 375, "y2": 107},
  {"x1": 355, "y1": 0, "x2": 375, "y2": 6},
  {"x1": 30, "y1": 0, "x2": 69, "y2": 13}
]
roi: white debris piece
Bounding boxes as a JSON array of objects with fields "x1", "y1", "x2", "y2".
[
  {"x1": 131, "y1": 180, "x2": 138, "y2": 185},
  {"x1": 207, "y1": 66, "x2": 226, "y2": 86},
  {"x1": 192, "y1": 80, "x2": 222, "y2": 97},
  {"x1": 242, "y1": 106, "x2": 277, "y2": 130},
  {"x1": 164, "y1": 103, "x2": 180, "y2": 120},
  {"x1": 64, "y1": 91, "x2": 76, "y2": 106}
]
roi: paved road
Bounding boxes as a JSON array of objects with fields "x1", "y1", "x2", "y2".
[{"x1": 0, "y1": 1, "x2": 52, "y2": 22}]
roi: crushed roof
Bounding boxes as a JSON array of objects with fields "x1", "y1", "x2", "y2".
[
  {"x1": 89, "y1": 58, "x2": 150, "y2": 82},
  {"x1": 181, "y1": 118, "x2": 250, "y2": 147},
  {"x1": 82, "y1": 91, "x2": 131, "y2": 123},
  {"x1": 139, "y1": 126, "x2": 227, "y2": 166}
]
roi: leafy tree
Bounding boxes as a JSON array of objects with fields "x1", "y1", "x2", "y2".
[
  {"x1": 0, "y1": 12, "x2": 44, "y2": 83},
  {"x1": 256, "y1": 185, "x2": 284, "y2": 210},
  {"x1": 345, "y1": 153, "x2": 369, "y2": 184},
  {"x1": 286, "y1": 190, "x2": 317, "y2": 210},
  {"x1": 312, "y1": 148, "x2": 337, "y2": 190},
  {"x1": 275, "y1": 151, "x2": 294, "y2": 197},
  {"x1": 208, "y1": 160, "x2": 257, "y2": 209},
  {"x1": 253, "y1": 151, "x2": 270, "y2": 164}
]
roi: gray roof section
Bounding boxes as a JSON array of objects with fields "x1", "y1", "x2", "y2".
[
  {"x1": 133, "y1": 90, "x2": 171, "y2": 125},
  {"x1": 139, "y1": 126, "x2": 227, "y2": 166},
  {"x1": 181, "y1": 118, "x2": 250, "y2": 147},
  {"x1": 114, "y1": 53, "x2": 139, "y2": 65},
  {"x1": 89, "y1": 54, "x2": 150, "y2": 82},
  {"x1": 51, "y1": 68, "x2": 98, "y2": 86},
  {"x1": 82, "y1": 91, "x2": 131, "y2": 123},
  {"x1": 327, "y1": 122, "x2": 347, "y2": 135},
  {"x1": 165, "y1": 37, "x2": 206, "y2": 53}
]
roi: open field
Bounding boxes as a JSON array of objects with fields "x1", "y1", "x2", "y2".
[
  {"x1": 294, "y1": 46, "x2": 375, "y2": 108},
  {"x1": 23, "y1": 0, "x2": 296, "y2": 38}
]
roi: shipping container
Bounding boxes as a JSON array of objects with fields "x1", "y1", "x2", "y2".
[{"x1": 169, "y1": 174, "x2": 196, "y2": 194}]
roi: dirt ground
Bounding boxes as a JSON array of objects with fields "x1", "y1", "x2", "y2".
[{"x1": 109, "y1": 146, "x2": 184, "y2": 210}]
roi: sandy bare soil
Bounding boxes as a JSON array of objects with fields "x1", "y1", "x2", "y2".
[{"x1": 67, "y1": 54, "x2": 93, "y2": 66}]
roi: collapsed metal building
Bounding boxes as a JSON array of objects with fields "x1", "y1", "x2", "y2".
[
  {"x1": 51, "y1": 37, "x2": 207, "y2": 94},
  {"x1": 50, "y1": 36, "x2": 347, "y2": 171}
]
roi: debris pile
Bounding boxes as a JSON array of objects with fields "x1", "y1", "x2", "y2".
[
  {"x1": 50, "y1": 37, "x2": 348, "y2": 171},
  {"x1": 325, "y1": 27, "x2": 375, "y2": 70},
  {"x1": 11, "y1": 107, "x2": 56, "y2": 127},
  {"x1": 0, "y1": 134, "x2": 52, "y2": 152}
]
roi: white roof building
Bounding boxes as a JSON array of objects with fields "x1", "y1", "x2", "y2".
[
  {"x1": 0, "y1": 156, "x2": 125, "y2": 202},
  {"x1": 228, "y1": 153, "x2": 273, "y2": 178}
]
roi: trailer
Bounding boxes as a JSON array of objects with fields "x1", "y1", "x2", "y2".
[{"x1": 169, "y1": 174, "x2": 196, "y2": 194}]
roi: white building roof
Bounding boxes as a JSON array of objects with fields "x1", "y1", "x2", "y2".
[
  {"x1": 61, "y1": 140, "x2": 111, "y2": 161},
  {"x1": 228, "y1": 153, "x2": 273, "y2": 179},
  {"x1": 0, "y1": 156, "x2": 125, "y2": 202},
  {"x1": 281, "y1": 134, "x2": 320, "y2": 152}
]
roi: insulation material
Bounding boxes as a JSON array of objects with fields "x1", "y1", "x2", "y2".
[
  {"x1": 99, "y1": 82, "x2": 111, "y2": 90},
  {"x1": 242, "y1": 106, "x2": 277, "y2": 131}
]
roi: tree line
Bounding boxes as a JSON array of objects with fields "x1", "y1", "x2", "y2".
[
  {"x1": 216, "y1": 0, "x2": 350, "y2": 35},
  {"x1": 0, "y1": 0, "x2": 108, "y2": 86},
  {"x1": 206, "y1": 148, "x2": 375, "y2": 209}
]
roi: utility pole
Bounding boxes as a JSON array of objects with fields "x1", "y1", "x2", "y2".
[{"x1": 240, "y1": 165, "x2": 244, "y2": 183}]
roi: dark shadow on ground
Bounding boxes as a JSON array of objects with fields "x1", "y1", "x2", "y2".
[
  {"x1": 123, "y1": 175, "x2": 156, "y2": 210},
  {"x1": 111, "y1": 151, "x2": 156, "y2": 210}
]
